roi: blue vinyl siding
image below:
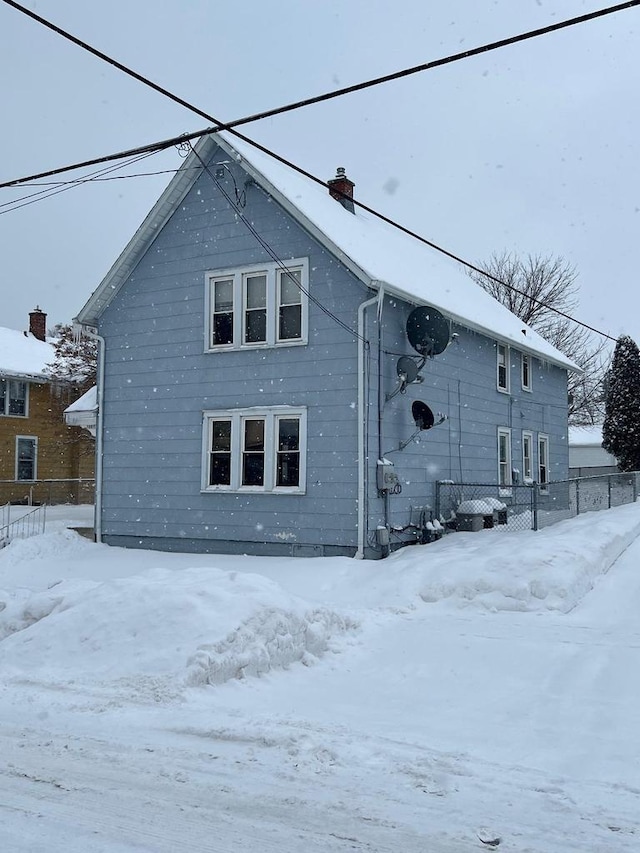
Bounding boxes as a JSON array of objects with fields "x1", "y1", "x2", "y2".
[{"x1": 98, "y1": 143, "x2": 369, "y2": 553}]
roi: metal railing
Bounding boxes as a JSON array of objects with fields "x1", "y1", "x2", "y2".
[
  {"x1": 0, "y1": 503, "x2": 47, "y2": 547},
  {"x1": 0, "y1": 478, "x2": 95, "y2": 507},
  {"x1": 435, "y1": 471, "x2": 640, "y2": 534}
]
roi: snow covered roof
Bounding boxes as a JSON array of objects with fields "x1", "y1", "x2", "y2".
[
  {"x1": 64, "y1": 385, "x2": 97, "y2": 415},
  {"x1": 568, "y1": 425, "x2": 605, "y2": 447},
  {"x1": 63, "y1": 385, "x2": 97, "y2": 436},
  {"x1": 0, "y1": 325, "x2": 54, "y2": 381},
  {"x1": 76, "y1": 133, "x2": 575, "y2": 370}
]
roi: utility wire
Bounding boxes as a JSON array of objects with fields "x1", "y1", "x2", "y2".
[
  {"x1": 2, "y1": 0, "x2": 638, "y2": 189},
  {"x1": 3, "y1": 0, "x2": 631, "y2": 340},
  {"x1": 0, "y1": 150, "x2": 158, "y2": 214},
  {"x1": 16, "y1": 165, "x2": 199, "y2": 187}
]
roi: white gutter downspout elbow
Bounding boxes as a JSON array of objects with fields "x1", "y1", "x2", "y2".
[
  {"x1": 356, "y1": 285, "x2": 384, "y2": 559},
  {"x1": 77, "y1": 323, "x2": 105, "y2": 543}
]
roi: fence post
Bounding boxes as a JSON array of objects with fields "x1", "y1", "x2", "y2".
[
  {"x1": 634, "y1": 473, "x2": 638, "y2": 503},
  {"x1": 608, "y1": 476, "x2": 612, "y2": 509},
  {"x1": 575, "y1": 479, "x2": 580, "y2": 517},
  {"x1": 532, "y1": 484, "x2": 538, "y2": 531},
  {"x1": 435, "y1": 481, "x2": 441, "y2": 520}
]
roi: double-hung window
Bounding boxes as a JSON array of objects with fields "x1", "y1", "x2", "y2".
[
  {"x1": 498, "y1": 427, "x2": 512, "y2": 490},
  {"x1": 497, "y1": 344, "x2": 509, "y2": 393},
  {"x1": 522, "y1": 431, "x2": 534, "y2": 483},
  {"x1": 521, "y1": 353, "x2": 532, "y2": 391},
  {"x1": 538, "y1": 434, "x2": 549, "y2": 493},
  {"x1": 203, "y1": 407, "x2": 306, "y2": 493},
  {"x1": 0, "y1": 379, "x2": 28, "y2": 416},
  {"x1": 16, "y1": 436, "x2": 37, "y2": 481},
  {"x1": 206, "y1": 259, "x2": 308, "y2": 350}
]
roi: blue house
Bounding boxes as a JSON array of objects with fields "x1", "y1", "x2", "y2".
[{"x1": 75, "y1": 133, "x2": 575, "y2": 558}]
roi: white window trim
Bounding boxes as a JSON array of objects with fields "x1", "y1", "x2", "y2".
[
  {"x1": 538, "y1": 433, "x2": 550, "y2": 494},
  {"x1": 15, "y1": 435, "x2": 37, "y2": 482},
  {"x1": 204, "y1": 258, "x2": 309, "y2": 351},
  {"x1": 497, "y1": 426, "x2": 512, "y2": 494},
  {"x1": 201, "y1": 406, "x2": 307, "y2": 494},
  {"x1": 1, "y1": 378, "x2": 29, "y2": 418},
  {"x1": 496, "y1": 343, "x2": 510, "y2": 393},
  {"x1": 522, "y1": 430, "x2": 534, "y2": 484},
  {"x1": 521, "y1": 353, "x2": 532, "y2": 392}
]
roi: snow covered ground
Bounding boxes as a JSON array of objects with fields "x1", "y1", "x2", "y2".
[{"x1": 1, "y1": 504, "x2": 640, "y2": 852}]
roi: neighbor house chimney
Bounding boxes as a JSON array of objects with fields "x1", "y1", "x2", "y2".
[
  {"x1": 328, "y1": 167, "x2": 355, "y2": 213},
  {"x1": 29, "y1": 307, "x2": 47, "y2": 341}
]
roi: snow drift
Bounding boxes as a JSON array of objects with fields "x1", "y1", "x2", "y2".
[{"x1": 0, "y1": 567, "x2": 356, "y2": 690}]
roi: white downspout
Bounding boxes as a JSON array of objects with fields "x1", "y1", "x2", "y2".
[
  {"x1": 356, "y1": 286, "x2": 384, "y2": 559},
  {"x1": 78, "y1": 324, "x2": 105, "y2": 543}
]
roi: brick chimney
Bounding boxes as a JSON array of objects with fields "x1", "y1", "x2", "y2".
[
  {"x1": 29, "y1": 307, "x2": 47, "y2": 341},
  {"x1": 328, "y1": 167, "x2": 355, "y2": 214}
]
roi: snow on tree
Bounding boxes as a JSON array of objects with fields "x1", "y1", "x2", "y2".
[
  {"x1": 602, "y1": 335, "x2": 640, "y2": 472},
  {"x1": 43, "y1": 324, "x2": 98, "y2": 453},
  {"x1": 45, "y1": 323, "x2": 97, "y2": 391}
]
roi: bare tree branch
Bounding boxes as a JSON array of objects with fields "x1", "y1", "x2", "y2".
[{"x1": 469, "y1": 251, "x2": 607, "y2": 425}]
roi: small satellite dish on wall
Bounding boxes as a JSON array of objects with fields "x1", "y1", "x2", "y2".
[
  {"x1": 406, "y1": 306, "x2": 450, "y2": 357},
  {"x1": 396, "y1": 356, "x2": 420, "y2": 384},
  {"x1": 412, "y1": 400, "x2": 435, "y2": 431}
]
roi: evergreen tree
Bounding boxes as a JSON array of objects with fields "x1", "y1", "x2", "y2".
[{"x1": 602, "y1": 335, "x2": 640, "y2": 471}]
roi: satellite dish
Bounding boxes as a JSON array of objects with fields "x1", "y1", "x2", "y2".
[
  {"x1": 406, "y1": 306, "x2": 450, "y2": 357},
  {"x1": 397, "y1": 356, "x2": 419, "y2": 384},
  {"x1": 412, "y1": 400, "x2": 435, "y2": 431}
]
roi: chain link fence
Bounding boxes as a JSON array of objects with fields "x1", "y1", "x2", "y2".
[
  {"x1": 435, "y1": 471, "x2": 640, "y2": 534},
  {"x1": 0, "y1": 478, "x2": 95, "y2": 507},
  {"x1": 435, "y1": 481, "x2": 536, "y2": 533}
]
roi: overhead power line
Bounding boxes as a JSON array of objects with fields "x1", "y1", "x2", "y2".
[
  {"x1": 3, "y1": 0, "x2": 632, "y2": 341},
  {"x1": 2, "y1": 0, "x2": 639, "y2": 190},
  {"x1": 0, "y1": 150, "x2": 159, "y2": 215}
]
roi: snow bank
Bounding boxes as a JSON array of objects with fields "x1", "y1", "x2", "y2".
[
  {"x1": 0, "y1": 567, "x2": 355, "y2": 692},
  {"x1": 391, "y1": 503, "x2": 640, "y2": 612}
]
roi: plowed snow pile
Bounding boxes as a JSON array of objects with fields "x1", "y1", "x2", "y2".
[{"x1": 0, "y1": 567, "x2": 355, "y2": 690}]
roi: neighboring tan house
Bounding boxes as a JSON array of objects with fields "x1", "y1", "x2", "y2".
[
  {"x1": 74, "y1": 133, "x2": 575, "y2": 558},
  {"x1": 568, "y1": 425, "x2": 617, "y2": 477},
  {"x1": 0, "y1": 309, "x2": 94, "y2": 504}
]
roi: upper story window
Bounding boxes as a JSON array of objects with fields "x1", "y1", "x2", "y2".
[
  {"x1": 496, "y1": 344, "x2": 509, "y2": 393},
  {"x1": 206, "y1": 259, "x2": 308, "y2": 351},
  {"x1": 202, "y1": 406, "x2": 307, "y2": 494},
  {"x1": 521, "y1": 353, "x2": 532, "y2": 391},
  {"x1": 0, "y1": 379, "x2": 28, "y2": 417}
]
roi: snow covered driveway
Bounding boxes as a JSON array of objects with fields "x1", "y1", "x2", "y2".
[{"x1": 1, "y1": 504, "x2": 640, "y2": 851}]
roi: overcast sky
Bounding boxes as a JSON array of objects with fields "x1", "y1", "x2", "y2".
[{"x1": 1, "y1": 1, "x2": 638, "y2": 352}]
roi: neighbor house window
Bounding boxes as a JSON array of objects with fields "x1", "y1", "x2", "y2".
[
  {"x1": 15, "y1": 436, "x2": 37, "y2": 481},
  {"x1": 521, "y1": 353, "x2": 532, "y2": 391},
  {"x1": 497, "y1": 344, "x2": 509, "y2": 392},
  {"x1": 203, "y1": 407, "x2": 307, "y2": 493},
  {"x1": 498, "y1": 427, "x2": 512, "y2": 488},
  {"x1": 538, "y1": 434, "x2": 549, "y2": 493},
  {"x1": 206, "y1": 259, "x2": 308, "y2": 350},
  {"x1": 522, "y1": 431, "x2": 534, "y2": 483},
  {"x1": 0, "y1": 379, "x2": 28, "y2": 416}
]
